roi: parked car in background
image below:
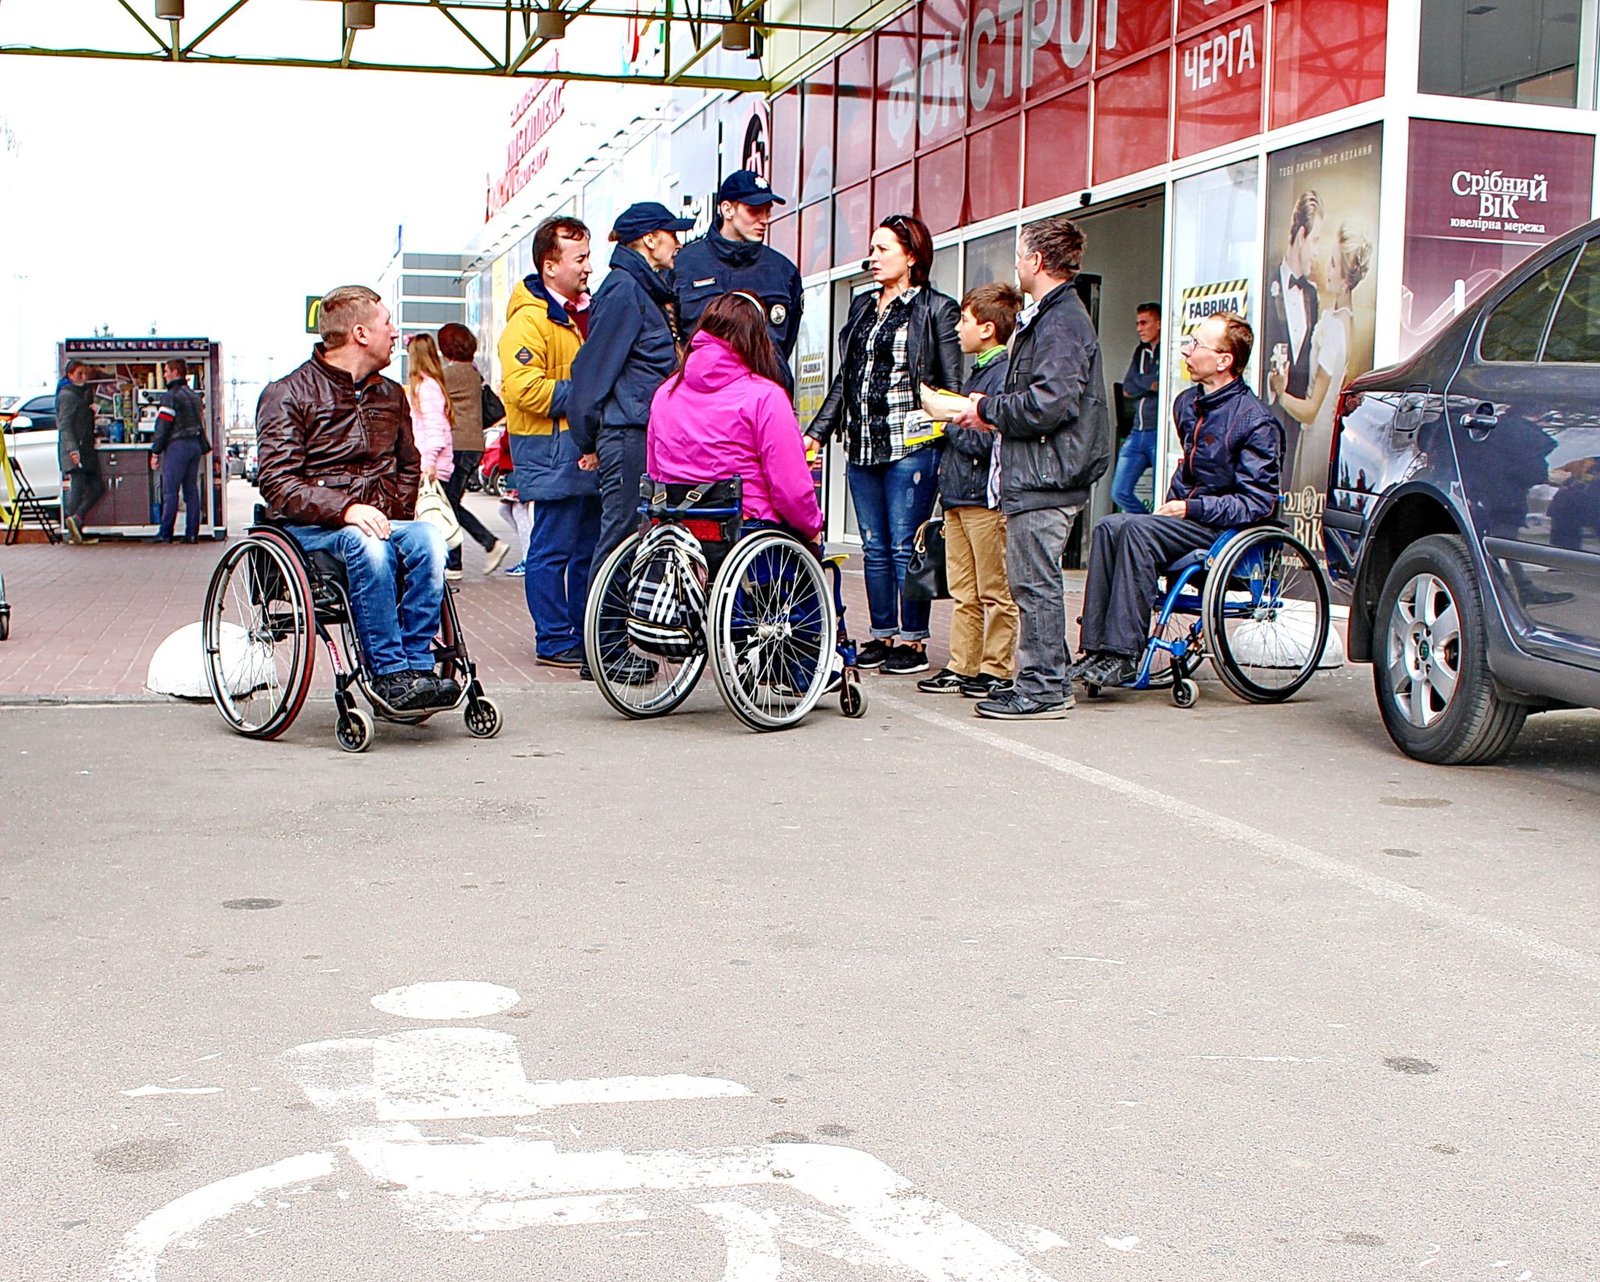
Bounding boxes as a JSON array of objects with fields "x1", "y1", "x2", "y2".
[
  {"x1": 0, "y1": 390, "x2": 62, "y2": 503},
  {"x1": 244, "y1": 443, "x2": 259, "y2": 484},
  {"x1": 1325, "y1": 216, "x2": 1600, "y2": 765}
]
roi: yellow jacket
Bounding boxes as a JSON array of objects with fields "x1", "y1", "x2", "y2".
[{"x1": 498, "y1": 276, "x2": 594, "y2": 500}]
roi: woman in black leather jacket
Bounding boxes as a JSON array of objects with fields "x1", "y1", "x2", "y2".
[{"x1": 807, "y1": 214, "x2": 961, "y2": 674}]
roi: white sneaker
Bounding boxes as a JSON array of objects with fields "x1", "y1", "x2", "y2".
[
  {"x1": 483, "y1": 540, "x2": 511, "y2": 574},
  {"x1": 444, "y1": 568, "x2": 464, "y2": 582}
]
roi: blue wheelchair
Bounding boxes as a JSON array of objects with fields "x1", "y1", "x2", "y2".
[
  {"x1": 583, "y1": 477, "x2": 867, "y2": 731},
  {"x1": 1085, "y1": 520, "x2": 1331, "y2": 707}
]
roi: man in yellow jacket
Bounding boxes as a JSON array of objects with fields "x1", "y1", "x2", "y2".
[{"x1": 499, "y1": 215, "x2": 598, "y2": 667}]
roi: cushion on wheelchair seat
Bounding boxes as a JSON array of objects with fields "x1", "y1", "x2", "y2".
[
  {"x1": 309, "y1": 549, "x2": 349, "y2": 588},
  {"x1": 1164, "y1": 548, "x2": 1208, "y2": 578}
]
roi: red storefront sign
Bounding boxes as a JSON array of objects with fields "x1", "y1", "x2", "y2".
[
  {"x1": 1269, "y1": 0, "x2": 1386, "y2": 129},
  {"x1": 771, "y1": 0, "x2": 1387, "y2": 262},
  {"x1": 1174, "y1": 7, "x2": 1263, "y2": 158}
]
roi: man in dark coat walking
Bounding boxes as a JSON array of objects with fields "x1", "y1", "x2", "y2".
[{"x1": 56, "y1": 360, "x2": 104, "y2": 544}]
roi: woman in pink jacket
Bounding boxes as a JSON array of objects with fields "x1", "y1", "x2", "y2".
[
  {"x1": 647, "y1": 292, "x2": 823, "y2": 542},
  {"x1": 404, "y1": 332, "x2": 455, "y2": 486}
]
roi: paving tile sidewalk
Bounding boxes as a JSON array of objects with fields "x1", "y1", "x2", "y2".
[{"x1": 1, "y1": 486, "x2": 1087, "y2": 700}]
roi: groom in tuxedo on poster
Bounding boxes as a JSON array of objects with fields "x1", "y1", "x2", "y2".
[{"x1": 1265, "y1": 190, "x2": 1325, "y2": 403}]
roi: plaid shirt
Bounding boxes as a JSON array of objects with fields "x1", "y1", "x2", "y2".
[{"x1": 850, "y1": 286, "x2": 921, "y2": 466}]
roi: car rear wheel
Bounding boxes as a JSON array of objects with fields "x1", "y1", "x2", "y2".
[{"x1": 1373, "y1": 534, "x2": 1526, "y2": 765}]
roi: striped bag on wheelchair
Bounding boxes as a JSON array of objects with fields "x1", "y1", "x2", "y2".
[{"x1": 626, "y1": 523, "x2": 708, "y2": 659}]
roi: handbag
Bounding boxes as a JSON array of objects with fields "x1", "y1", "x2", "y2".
[
  {"x1": 414, "y1": 476, "x2": 463, "y2": 549},
  {"x1": 903, "y1": 515, "x2": 950, "y2": 601},
  {"x1": 481, "y1": 382, "x2": 506, "y2": 430}
]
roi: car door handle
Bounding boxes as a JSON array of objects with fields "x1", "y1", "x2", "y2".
[{"x1": 1460, "y1": 403, "x2": 1499, "y2": 431}]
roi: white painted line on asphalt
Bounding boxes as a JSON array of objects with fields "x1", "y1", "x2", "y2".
[
  {"x1": 881, "y1": 692, "x2": 1600, "y2": 986},
  {"x1": 371, "y1": 981, "x2": 521, "y2": 1020},
  {"x1": 109, "y1": 1151, "x2": 337, "y2": 1282},
  {"x1": 120, "y1": 1085, "x2": 222, "y2": 1097}
]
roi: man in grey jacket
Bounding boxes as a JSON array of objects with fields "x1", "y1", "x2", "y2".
[
  {"x1": 950, "y1": 215, "x2": 1111, "y2": 720},
  {"x1": 56, "y1": 360, "x2": 104, "y2": 544}
]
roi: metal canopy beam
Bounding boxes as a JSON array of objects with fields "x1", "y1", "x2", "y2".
[{"x1": 0, "y1": 0, "x2": 872, "y2": 93}]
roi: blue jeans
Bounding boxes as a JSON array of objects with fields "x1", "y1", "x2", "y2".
[
  {"x1": 157, "y1": 437, "x2": 204, "y2": 540},
  {"x1": 525, "y1": 494, "x2": 601, "y2": 657},
  {"x1": 847, "y1": 445, "x2": 940, "y2": 640},
  {"x1": 287, "y1": 521, "x2": 445, "y2": 677},
  {"x1": 1111, "y1": 429, "x2": 1156, "y2": 514}
]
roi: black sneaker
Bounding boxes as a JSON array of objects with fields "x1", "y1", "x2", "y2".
[
  {"x1": 960, "y1": 673, "x2": 1013, "y2": 699},
  {"x1": 608, "y1": 653, "x2": 660, "y2": 685},
  {"x1": 883, "y1": 644, "x2": 930, "y2": 675},
  {"x1": 535, "y1": 647, "x2": 585, "y2": 669},
  {"x1": 975, "y1": 690, "x2": 1074, "y2": 719},
  {"x1": 916, "y1": 667, "x2": 967, "y2": 694},
  {"x1": 1084, "y1": 654, "x2": 1140, "y2": 687},
  {"x1": 426, "y1": 673, "x2": 462, "y2": 707},
  {"x1": 856, "y1": 639, "x2": 892, "y2": 669},
  {"x1": 1066, "y1": 651, "x2": 1104, "y2": 681},
  {"x1": 371, "y1": 672, "x2": 432, "y2": 711}
]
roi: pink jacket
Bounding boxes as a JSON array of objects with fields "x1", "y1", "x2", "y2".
[
  {"x1": 647, "y1": 332, "x2": 824, "y2": 541},
  {"x1": 408, "y1": 376, "x2": 454, "y2": 482}
]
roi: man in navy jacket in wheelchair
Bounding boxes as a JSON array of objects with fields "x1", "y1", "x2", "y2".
[{"x1": 1070, "y1": 311, "x2": 1282, "y2": 689}]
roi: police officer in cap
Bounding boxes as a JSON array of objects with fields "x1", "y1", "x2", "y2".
[{"x1": 673, "y1": 169, "x2": 804, "y2": 394}]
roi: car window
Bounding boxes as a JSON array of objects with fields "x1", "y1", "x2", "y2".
[
  {"x1": 1479, "y1": 246, "x2": 1578, "y2": 363},
  {"x1": 22, "y1": 396, "x2": 55, "y2": 414},
  {"x1": 1542, "y1": 240, "x2": 1600, "y2": 362}
]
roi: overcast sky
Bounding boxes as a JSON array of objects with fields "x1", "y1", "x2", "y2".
[{"x1": 0, "y1": 51, "x2": 519, "y2": 415}]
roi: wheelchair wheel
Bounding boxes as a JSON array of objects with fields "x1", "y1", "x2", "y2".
[
  {"x1": 708, "y1": 530, "x2": 836, "y2": 732},
  {"x1": 465, "y1": 695, "x2": 502, "y2": 738},
  {"x1": 1203, "y1": 526, "x2": 1330, "y2": 703},
  {"x1": 335, "y1": 707, "x2": 373, "y2": 753},
  {"x1": 840, "y1": 675, "x2": 868, "y2": 719},
  {"x1": 582, "y1": 532, "x2": 706, "y2": 719},
  {"x1": 202, "y1": 532, "x2": 316, "y2": 739},
  {"x1": 1172, "y1": 677, "x2": 1199, "y2": 708}
]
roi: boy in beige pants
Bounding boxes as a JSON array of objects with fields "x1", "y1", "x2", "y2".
[{"x1": 918, "y1": 284, "x2": 1023, "y2": 699}]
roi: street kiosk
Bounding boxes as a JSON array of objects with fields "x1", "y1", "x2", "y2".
[{"x1": 60, "y1": 337, "x2": 226, "y2": 540}]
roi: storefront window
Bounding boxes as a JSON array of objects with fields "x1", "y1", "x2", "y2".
[
  {"x1": 965, "y1": 227, "x2": 1019, "y2": 295},
  {"x1": 1419, "y1": 0, "x2": 1582, "y2": 106}
]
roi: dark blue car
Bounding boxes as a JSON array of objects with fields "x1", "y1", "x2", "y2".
[{"x1": 1325, "y1": 218, "x2": 1600, "y2": 764}]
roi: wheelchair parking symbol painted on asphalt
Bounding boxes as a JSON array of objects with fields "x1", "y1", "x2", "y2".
[{"x1": 111, "y1": 981, "x2": 1070, "y2": 1282}]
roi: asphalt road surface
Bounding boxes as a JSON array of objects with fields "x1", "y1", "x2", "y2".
[{"x1": 4, "y1": 663, "x2": 1597, "y2": 1282}]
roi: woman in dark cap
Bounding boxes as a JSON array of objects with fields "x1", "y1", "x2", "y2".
[{"x1": 567, "y1": 200, "x2": 696, "y2": 592}]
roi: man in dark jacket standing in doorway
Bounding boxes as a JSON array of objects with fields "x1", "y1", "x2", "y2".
[
  {"x1": 150, "y1": 359, "x2": 209, "y2": 543},
  {"x1": 56, "y1": 360, "x2": 104, "y2": 544},
  {"x1": 1070, "y1": 311, "x2": 1282, "y2": 691},
  {"x1": 950, "y1": 215, "x2": 1112, "y2": 721},
  {"x1": 673, "y1": 170, "x2": 803, "y2": 393}
]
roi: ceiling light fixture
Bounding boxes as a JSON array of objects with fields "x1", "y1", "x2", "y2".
[
  {"x1": 720, "y1": 21, "x2": 753, "y2": 52},
  {"x1": 155, "y1": 1, "x2": 185, "y2": 17},
  {"x1": 537, "y1": 3, "x2": 567, "y2": 39},
  {"x1": 344, "y1": 2, "x2": 376, "y2": 30}
]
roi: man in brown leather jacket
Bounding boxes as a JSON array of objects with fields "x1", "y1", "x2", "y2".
[{"x1": 255, "y1": 285, "x2": 453, "y2": 712}]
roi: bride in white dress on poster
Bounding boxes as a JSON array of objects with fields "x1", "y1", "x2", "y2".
[{"x1": 1271, "y1": 222, "x2": 1373, "y2": 497}]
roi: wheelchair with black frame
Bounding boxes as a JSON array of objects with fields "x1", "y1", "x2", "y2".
[
  {"x1": 200, "y1": 507, "x2": 502, "y2": 751},
  {"x1": 582, "y1": 477, "x2": 868, "y2": 732},
  {"x1": 1084, "y1": 506, "x2": 1331, "y2": 707}
]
